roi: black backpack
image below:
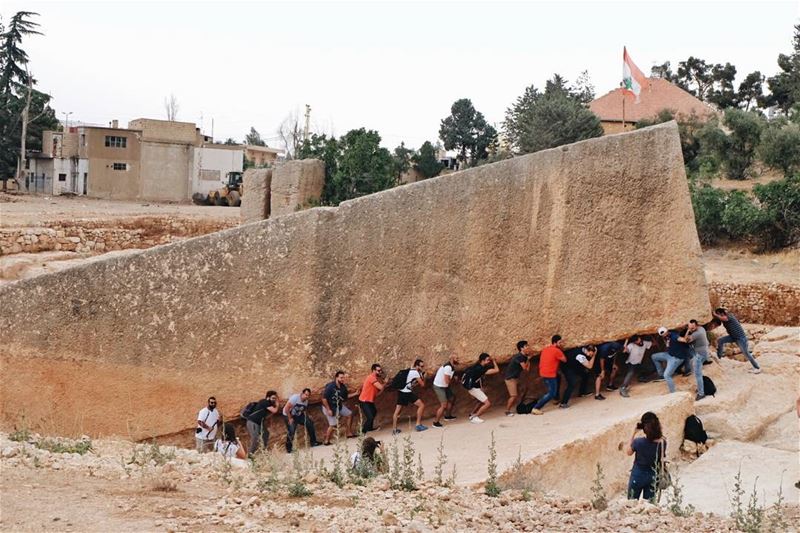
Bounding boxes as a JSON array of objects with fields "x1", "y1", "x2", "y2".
[
  {"x1": 516, "y1": 398, "x2": 539, "y2": 414},
  {"x1": 684, "y1": 414, "x2": 708, "y2": 444},
  {"x1": 462, "y1": 366, "x2": 479, "y2": 390},
  {"x1": 702, "y1": 376, "x2": 717, "y2": 396},
  {"x1": 390, "y1": 368, "x2": 412, "y2": 390},
  {"x1": 240, "y1": 401, "x2": 258, "y2": 419}
]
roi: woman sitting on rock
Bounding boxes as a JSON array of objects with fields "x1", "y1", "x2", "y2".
[
  {"x1": 625, "y1": 411, "x2": 665, "y2": 501},
  {"x1": 215, "y1": 423, "x2": 247, "y2": 461}
]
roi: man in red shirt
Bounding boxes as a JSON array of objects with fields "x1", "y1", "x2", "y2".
[
  {"x1": 532, "y1": 335, "x2": 567, "y2": 415},
  {"x1": 358, "y1": 363, "x2": 385, "y2": 434}
]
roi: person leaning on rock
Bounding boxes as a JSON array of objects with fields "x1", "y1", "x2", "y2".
[
  {"x1": 321, "y1": 370, "x2": 356, "y2": 444},
  {"x1": 560, "y1": 345, "x2": 597, "y2": 407},
  {"x1": 686, "y1": 319, "x2": 711, "y2": 401},
  {"x1": 358, "y1": 364, "x2": 386, "y2": 435},
  {"x1": 713, "y1": 307, "x2": 761, "y2": 374},
  {"x1": 504, "y1": 340, "x2": 532, "y2": 417},
  {"x1": 195, "y1": 396, "x2": 220, "y2": 453},
  {"x1": 283, "y1": 387, "x2": 321, "y2": 453},
  {"x1": 619, "y1": 335, "x2": 653, "y2": 398},
  {"x1": 463, "y1": 353, "x2": 501, "y2": 424},
  {"x1": 651, "y1": 327, "x2": 694, "y2": 393},
  {"x1": 392, "y1": 359, "x2": 428, "y2": 434},
  {"x1": 246, "y1": 390, "x2": 279, "y2": 456},
  {"x1": 531, "y1": 335, "x2": 567, "y2": 415},
  {"x1": 432, "y1": 354, "x2": 460, "y2": 427}
]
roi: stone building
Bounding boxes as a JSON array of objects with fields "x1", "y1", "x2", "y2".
[
  {"x1": 25, "y1": 118, "x2": 243, "y2": 202},
  {"x1": 589, "y1": 77, "x2": 719, "y2": 134}
]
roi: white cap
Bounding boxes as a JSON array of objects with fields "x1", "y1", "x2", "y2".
[{"x1": 657, "y1": 326, "x2": 668, "y2": 336}]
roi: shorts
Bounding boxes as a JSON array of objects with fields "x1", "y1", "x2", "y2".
[
  {"x1": 504, "y1": 378, "x2": 519, "y2": 397},
  {"x1": 322, "y1": 405, "x2": 353, "y2": 427},
  {"x1": 467, "y1": 387, "x2": 488, "y2": 403},
  {"x1": 397, "y1": 391, "x2": 419, "y2": 406},
  {"x1": 433, "y1": 385, "x2": 453, "y2": 403}
]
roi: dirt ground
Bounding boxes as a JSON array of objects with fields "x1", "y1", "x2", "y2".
[
  {"x1": 0, "y1": 193, "x2": 239, "y2": 227},
  {"x1": 702, "y1": 246, "x2": 799, "y2": 284}
]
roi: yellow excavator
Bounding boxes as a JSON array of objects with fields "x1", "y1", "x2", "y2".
[{"x1": 192, "y1": 171, "x2": 243, "y2": 207}]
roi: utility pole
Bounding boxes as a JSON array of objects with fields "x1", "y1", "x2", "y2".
[{"x1": 303, "y1": 104, "x2": 311, "y2": 142}]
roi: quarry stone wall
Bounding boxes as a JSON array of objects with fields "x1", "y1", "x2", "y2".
[
  {"x1": 709, "y1": 281, "x2": 799, "y2": 326},
  {"x1": 241, "y1": 168, "x2": 272, "y2": 223},
  {"x1": 0, "y1": 123, "x2": 711, "y2": 439},
  {"x1": 269, "y1": 159, "x2": 325, "y2": 218}
]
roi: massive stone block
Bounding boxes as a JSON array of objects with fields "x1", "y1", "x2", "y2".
[
  {"x1": 0, "y1": 123, "x2": 709, "y2": 438},
  {"x1": 270, "y1": 159, "x2": 325, "y2": 217},
  {"x1": 241, "y1": 168, "x2": 272, "y2": 223}
]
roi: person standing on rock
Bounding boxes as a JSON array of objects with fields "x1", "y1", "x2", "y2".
[
  {"x1": 463, "y1": 353, "x2": 501, "y2": 424},
  {"x1": 322, "y1": 371, "x2": 356, "y2": 444},
  {"x1": 619, "y1": 335, "x2": 653, "y2": 397},
  {"x1": 504, "y1": 340, "x2": 532, "y2": 417},
  {"x1": 284, "y1": 388, "x2": 321, "y2": 452},
  {"x1": 532, "y1": 335, "x2": 567, "y2": 415},
  {"x1": 432, "y1": 355, "x2": 460, "y2": 427},
  {"x1": 686, "y1": 320, "x2": 711, "y2": 400},
  {"x1": 560, "y1": 345, "x2": 597, "y2": 407},
  {"x1": 195, "y1": 396, "x2": 221, "y2": 453},
  {"x1": 597, "y1": 341, "x2": 624, "y2": 393},
  {"x1": 713, "y1": 308, "x2": 761, "y2": 374},
  {"x1": 652, "y1": 327, "x2": 694, "y2": 393},
  {"x1": 392, "y1": 359, "x2": 428, "y2": 434},
  {"x1": 358, "y1": 364, "x2": 386, "y2": 435},
  {"x1": 246, "y1": 390, "x2": 279, "y2": 456},
  {"x1": 625, "y1": 411, "x2": 666, "y2": 502}
]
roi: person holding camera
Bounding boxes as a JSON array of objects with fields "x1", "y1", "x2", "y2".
[
  {"x1": 351, "y1": 436, "x2": 385, "y2": 472},
  {"x1": 195, "y1": 396, "x2": 221, "y2": 453},
  {"x1": 358, "y1": 364, "x2": 386, "y2": 434},
  {"x1": 215, "y1": 422, "x2": 247, "y2": 460},
  {"x1": 246, "y1": 390, "x2": 279, "y2": 456},
  {"x1": 625, "y1": 411, "x2": 666, "y2": 501},
  {"x1": 392, "y1": 359, "x2": 428, "y2": 434}
]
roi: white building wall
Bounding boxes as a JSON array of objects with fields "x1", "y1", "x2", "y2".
[{"x1": 190, "y1": 146, "x2": 244, "y2": 197}]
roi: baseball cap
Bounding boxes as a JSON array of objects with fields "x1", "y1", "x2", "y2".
[{"x1": 657, "y1": 326, "x2": 668, "y2": 336}]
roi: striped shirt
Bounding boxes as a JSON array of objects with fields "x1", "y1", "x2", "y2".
[{"x1": 723, "y1": 313, "x2": 747, "y2": 340}]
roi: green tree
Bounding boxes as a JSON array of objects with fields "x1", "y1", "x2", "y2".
[
  {"x1": 651, "y1": 61, "x2": 677, "y2": 81},
  {"x1": 0, "y1": 11, "x2": 59, "y2": 184},
  {"x1": 759, "y1": 120, "x2": 800, "y2": 176},
  {"x1": 753, "y1": 174, "x2": 800, "y2": 249},
  {"x1": 392, "y1": 142, "x2": 413, "y2": 180},
  {"x1": 765, "y1": 24, "x2": 800, "y2": 114},
  {"x1": 736, "y1": 71, "x2": 766, "y2": 111},
  {"x1": 503, "y1": 74, "x2": 602, "y2": 155},
  {"x1": 706, "y1": 62, "x2": 737, "y2": 108},
  {"x1": 636, "y1": 109, "x2": 707, "y2": 171},
  {"x1": 223, "y1": 137, "x2": 238, "y2": 145},
  {"x1": 700, "y1": 109, "x2": 765, "y2": 180},
  {"x1": 412, "y1": 141, "x2": 443, "y2": 179},
  {"x1": 299, "y1": 132, "x2": 339, "y2": 189},
  {"x1": 676, "y1": 57, "x2": 715, "y2": 100},
  {"x1": 245, "y1": 127, "x2": 266, "y2": 146},
  {"x1": 439, "y1": 98, "x2": 497, "y2": 167}
]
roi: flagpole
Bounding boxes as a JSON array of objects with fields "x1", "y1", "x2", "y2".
[{"x1": 622, "y1": 92, "x2": 626, "y2": 131}]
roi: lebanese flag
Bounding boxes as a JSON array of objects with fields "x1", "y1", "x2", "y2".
[{"x1": 622, "y1": 47, "x2": 648, "y2": 103}]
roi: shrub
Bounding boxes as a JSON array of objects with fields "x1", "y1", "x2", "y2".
[
  {"x1": 484, "y1": 431, "x2": 501, "y2": 497},
  {"x1": 721, "y1": 190, "x2": 764, "y2": 240},
  {"x1": 690, "y1": 183, "x2": 726, "y2": 245},
  {"x1": 700, "y1": 110, "x2": 765, "y2": 180},
  {"x1": 35, "y1": 436, "x2": 92, "y2": 455},
  {"x1": 752, "y1": 174, "x2": 800, "y2": 249},
  {"x1": 759, "y1": 122, "x2": 800, "y2": 176},
  {"x1": 590, "y1": 463, "x2": 607, "y2": 510}
]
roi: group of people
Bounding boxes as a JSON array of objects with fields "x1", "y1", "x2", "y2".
[{"x1": 195, "y1": 307, "x2": 760, "y2": 464}]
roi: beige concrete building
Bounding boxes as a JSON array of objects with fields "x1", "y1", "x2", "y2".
[
  {"x1": 26, "y1": 118, "x2": 244, "y2": 202},
  {"x1": 244, "y1": 144, "x2": 284, "y2": 167}
]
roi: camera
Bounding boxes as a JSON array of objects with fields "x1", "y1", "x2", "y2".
[
  {"x1": 195, "y1": 427, "x2": 202, "y2": 434},
  {"x1": 636, "y1": 422, "x2": 643, "y2": 430}
]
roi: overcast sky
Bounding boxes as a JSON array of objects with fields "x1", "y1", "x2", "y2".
[{"x1": 3, "y1": 0, "x2": 798, "y2": 149}]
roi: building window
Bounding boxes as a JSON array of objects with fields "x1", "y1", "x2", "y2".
[
  {"x1": 112, "y1": 163, "x2": 128, "y2": 171},
  {"x1": 105, "y1": 135, "x2": 127, "y2": 148},
  {"x1": 58, "y1": 173, "x2": 67, "y2": 182},
  {"x1": 80, "y1": 134, "x2": 86, "y2": 146}
]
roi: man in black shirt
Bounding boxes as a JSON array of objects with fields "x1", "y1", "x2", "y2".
[
  {"x1": 463, "y1": 353, "x2": 500, "y2": 424},
  {"x1": 504, "y1": 340, "x2": 532, "y2": 417},
  {"x1": 560, "y1": 345, "x2": 597, "y2": 407},
  {"x1": 246, "y1": 390, "x2": 279, "y2": 456},
  {"x1": 321, "y1": 371, "x2": 355, "y2": 445}
]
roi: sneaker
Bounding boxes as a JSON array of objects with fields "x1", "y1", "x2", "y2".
[
  {"x1": 552, "y1": 399, "x2": 560, "y2": 406},
  {"x1": 595, "y1": 394, "x2": 606, "y2": 401},
  {"x1": 531, "y1": 409, "x2": 543, "y2": 415},
  {"x1": 580, "y1": 391, "x2": 592, "y2": 397},
  {"x1": 444, "y1": 415, "x2": 457, "y2": 420},
  {"x1": 606, "y1": 384, "x2": 618, "y2": 391},
  {"x1": 391, "y1": 429, "x2": 401, "y2": 436},
  {"x1": 415, "y1": 424, "x2": 428, "y2": 432},
  {"x1": 470, "y1": 416, "x2": 485, "y2": 424},
  {"x1": 748, "y1": 368, "x2": 762, "y2": 374},
  {"x1": 433, "y1": 421, "x2": 443, "y2": 428},
  {"x1": 505, "y1": 411, "x2": 515, "y2": 417},
  {"x1": 619, "y1": 388, "x2": 630, "y2": 398},
  {"x1": 558, "y1": 403, "x2": 569, "y2": 409},
  {"x1": 695, "y1": 393, "x2": 706, "y2": 401},
  {"x1": 653, "y1": 376, "x2": 665, "y2": 383},
  {"x1": 468, "y1": 413, "x2": 475, "y2": 420}
]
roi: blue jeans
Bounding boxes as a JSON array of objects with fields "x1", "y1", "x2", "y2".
[
  {"x1": 651, "y1": 352, "x2": 684, "y2": 393},
  {"x1": 628, "y1": 467, "x2": 655, "y2": 501},
  {"x1": 693, "y1": 352, "x2": 709, "y2": 395},
  {"x1": 534, "y1": 377, "x2": 559, "y2": 410},
  {"x1": 717, "y1": 335, "x2": 760, "y2": 369},
  {"x1": 285, "y1": 413, "x2": 318, "y2": 453}
]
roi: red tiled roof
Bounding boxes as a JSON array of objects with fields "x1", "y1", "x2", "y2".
[{"x1": 589, "y1": 78, "x2": 719, "y2": 123}]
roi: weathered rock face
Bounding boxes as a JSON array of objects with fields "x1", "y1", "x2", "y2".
[
  {"x1": 240, "y1": 168, "x2": 272, "y2": 223},
  {"x1": 0, "y1": 123, "x2": 709, "y2": 438},
  {"x1": 269, "y1": 159, "x2": 324, "y2": 217}
]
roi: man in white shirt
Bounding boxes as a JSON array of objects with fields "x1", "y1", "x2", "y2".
[
  {"x1": 432, "y1": 355, "x2": 460, "y2": 428},
  {"x1": 283, "y1": 388, "x2": 320, "y2": 452},
  {"x1": 392, "y1": 359, "x2": 428, "y2": 435},
  {"x1": 196, "y1": 396, "x2": 221, "y2": 453},
  {"x1": 619, "y1": 336, "x2": 653, "y2": 398}
]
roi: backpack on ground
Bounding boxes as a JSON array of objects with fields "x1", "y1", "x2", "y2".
[
  {"x1": 516, "y1": 398, "x2": 539, "y2": 414},
  {"x1": 390, "y1": 368, "x2": 412, "y2": 390},
  {"x1": 683, "y1": 414, "x2": 708, "y2": 444},
  {"x1": 240, "y1": 401, "x2": 258, "y2": 419},
  {"x1": 702, "y1": 376, "x2": 717, "y2": 396}
]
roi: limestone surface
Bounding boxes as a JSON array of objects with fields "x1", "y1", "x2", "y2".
[
  {"x1": 269, "y1": 159, "x2": 324, "y2": 217},
  {"x1": 241, "y1": 168, "x2": 272, "y2": 223},
  {"x1": 0, "y1": 123, "x2": 709, "y2": 438}
]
